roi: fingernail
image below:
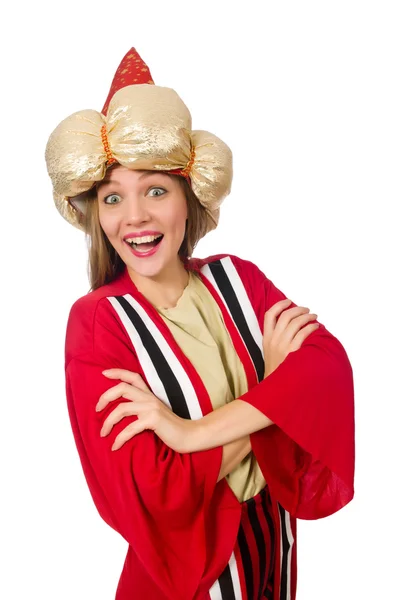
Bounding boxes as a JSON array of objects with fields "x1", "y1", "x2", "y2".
[{"x1": 102, "y1": 370, "x2": 110, "y2": 374}]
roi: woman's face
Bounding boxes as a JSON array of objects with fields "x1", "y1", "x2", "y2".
[{"x1": 97, "y1": 165, "x2": 188, "y2": 281}]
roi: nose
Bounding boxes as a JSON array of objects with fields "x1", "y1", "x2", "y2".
[{"x1": 123, "y1": 194, "x2": 150, "y2": 226}]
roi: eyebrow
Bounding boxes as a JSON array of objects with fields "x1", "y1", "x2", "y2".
[{"x1": 97, "y1": 171, "x2": 169, "y2": 189}]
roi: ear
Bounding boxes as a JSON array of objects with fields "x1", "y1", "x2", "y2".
[{"x1": 69, "y1": 194, "x2": 88, "y2": 215}]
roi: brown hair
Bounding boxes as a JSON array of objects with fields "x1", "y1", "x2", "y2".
[{"x1": 79, "y1": 173, "x2": 208, "y2": 292}]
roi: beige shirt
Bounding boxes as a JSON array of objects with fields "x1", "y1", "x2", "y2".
[{"x1": 156, "y1": 270, "x2": 266, "y2": 502}]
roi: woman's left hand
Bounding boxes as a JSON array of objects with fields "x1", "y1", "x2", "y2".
[{"x1": 96, "y1": 369, "x2": 199, "y2": 453}]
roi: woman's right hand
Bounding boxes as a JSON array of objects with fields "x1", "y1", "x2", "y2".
[{"x1": 262, "y1": 299, "x2": 319, "y2": 379}]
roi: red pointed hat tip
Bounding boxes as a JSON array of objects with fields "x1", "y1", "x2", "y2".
[{"x1": 101, "y1": 47, "x2": 155, "y2": 116}]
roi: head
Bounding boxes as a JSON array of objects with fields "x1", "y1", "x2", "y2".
[{"x1": 79, "y1": 164, "x2": 208, "y2": 291}]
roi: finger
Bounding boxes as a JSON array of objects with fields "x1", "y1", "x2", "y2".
[
  {"x1": 102, "y1": 369, "x2": 150, "y2": 392},
  {"x1": 272, "y1": 305, "x2": 312, "y2": 338},
  {"x1": 111, "y1": 420, "x2": 147, "y2": 451},
  {"x1": 96, "y1": 382, "x2": 136, "y2": 412},
  {"x1": 100, "y1": 402, "x2": 139, "y2": 437},
  {"x1": 283, "y1": 312, "x2": 318, "y2": 343},
  {"x1": 290, "y1": 323, "x2": 320, "y2": 351},
  {"x1": 274, "y1": 305, "x2": 310, "y2": 325},
  {"x1": 263, "y1": 299, "x2": 292, "y2": 341},
  {"x1": 264, "y1": 299, "x2": 292, "y2": 325}
]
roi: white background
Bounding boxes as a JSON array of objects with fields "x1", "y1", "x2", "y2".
[{"x1": 1, "y1": 1, "x2": 396, "y2": 598}]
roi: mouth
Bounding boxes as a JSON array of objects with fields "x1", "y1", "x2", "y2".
[{"x1": 124, "y1": 233, "x2": 164, "y2": 257}]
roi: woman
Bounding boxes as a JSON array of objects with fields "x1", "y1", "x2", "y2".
[{"x1": 45, "y1": 47, "x2": 355, "y2": 600}]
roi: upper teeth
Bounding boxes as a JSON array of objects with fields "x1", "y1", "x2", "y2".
[{"x1": 126, "y1": 234, "x2": 162, "y2": 245}]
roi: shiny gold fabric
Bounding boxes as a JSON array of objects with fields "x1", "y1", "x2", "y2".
[{"x1": 45, "y1": 84, "x2": 233, "y2": 237}]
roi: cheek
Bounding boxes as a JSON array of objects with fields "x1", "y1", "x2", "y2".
[
  {"x1": 167, "y1": 214, "x2": 187, "y2": 236},
  {"x1": 98, "y1": 209, "x2": 118, "y2": 239},
  {"x1": 161, "y1": 199, "x2": 188, "y2": 231}
]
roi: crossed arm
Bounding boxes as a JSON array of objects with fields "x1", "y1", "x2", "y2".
[
  {"x1": 98, "y1": 369, "x2": 274, "y2": 483},
  {"x1": 199, "y1": 400, "x2": 274, "y2": 482},
  {"x1": 218, "y1": 435, "x2": 252, "y2": 482}
]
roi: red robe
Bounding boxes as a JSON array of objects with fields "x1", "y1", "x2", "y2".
[{"x1": 65, "y1": 253, "x2": 355, "y2": 599}]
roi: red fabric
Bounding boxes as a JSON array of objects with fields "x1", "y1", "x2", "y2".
[
  {"x1": 64, "y1": 253, "x2": 355, "y2": 599},
  {"x1": 101, "y1": 47, "x2": 155, "y2": 116},
  {"x1": 65, "y1": 281, "x2": 241, "y2": 600}
]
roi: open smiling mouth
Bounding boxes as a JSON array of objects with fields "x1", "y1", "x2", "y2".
[{"x1": 124, "y1": 234, "x2": 164, "y2": 256}]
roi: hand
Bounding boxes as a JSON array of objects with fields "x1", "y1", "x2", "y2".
[
  {"x1": 262, "y1": 299, "x2": 319, "y2": 378},
  {"x1": 96, "y1": 369, "x2": 198, "y2": 452}
]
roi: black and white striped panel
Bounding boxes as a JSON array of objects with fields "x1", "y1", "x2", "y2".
[
  {"x1": 278, "y1": 505, "x2": 294, "y2": 600},
  {"x1": 201, "y1": 257, "x2": 264, "y2": 382},
  {"x1": 107, "y1": 294, "x2": 203, "y2": 420}
]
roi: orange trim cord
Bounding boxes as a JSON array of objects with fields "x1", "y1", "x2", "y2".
[
  {"x1": 101, "y1": 124, "x2": 117, "y2": 165},
  {"x1": 179, "y1": 147, "x2": 196, "y2": 179}
]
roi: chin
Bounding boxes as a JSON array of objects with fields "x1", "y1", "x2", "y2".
[
  {"x1": 122, "y1": 251, "x2": 173, "y2": 280},
  {"x1": 129, "y1": 263, "x2": 165, "y2": 280}
]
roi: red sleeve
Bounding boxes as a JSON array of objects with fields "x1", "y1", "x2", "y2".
[
  {"x1": 64, "y1": 296, "x2": 223, "y2": 598},
  {"x1": 233, "y1": 257, "x2": 355, "y2": 520}
]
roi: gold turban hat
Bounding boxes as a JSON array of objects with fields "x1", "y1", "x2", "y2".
[{"x1": 45, "y1": 47, "x2": 233, "y2": 238}]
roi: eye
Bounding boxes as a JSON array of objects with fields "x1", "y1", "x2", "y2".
[
  {"x1": 103, "y1": 194, "x2": 121, "y2": 205},
  {"x1": 147, "y1": 187, "x2": 167, "y2": 198}
]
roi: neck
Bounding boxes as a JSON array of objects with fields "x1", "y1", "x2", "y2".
[{"x1": 127, "y1": 258, "x2": 190, "y2": 308}]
